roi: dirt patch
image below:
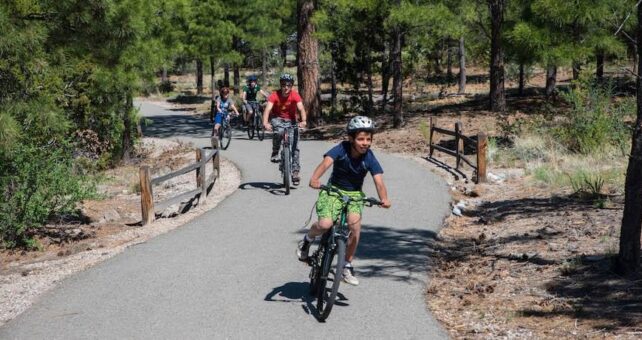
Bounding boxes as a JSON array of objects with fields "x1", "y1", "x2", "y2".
[{"x1": 0, "y1": 137, "x2": 241, "y2": 326}]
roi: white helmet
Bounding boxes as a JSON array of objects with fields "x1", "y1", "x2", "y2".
[{"x1": 347, "y1": 116, "x2": 375, "y2": 133}]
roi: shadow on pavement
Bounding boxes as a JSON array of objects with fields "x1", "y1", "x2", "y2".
[
  {"x1": 238, "y1": 182, "x2": 290, "y2": 196},
  {"x1": 142, "y1": 114, "x2": 211, "y2": 139},
  {"x1": 264, "y1": 281, "x2": 350, "y2": 322},
  {"x1": 356, "y1": 225, "x2": 438, "y2": 283}
]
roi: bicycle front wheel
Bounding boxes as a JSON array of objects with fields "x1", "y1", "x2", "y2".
[
  {"x1": 247, "y1": 114, "x2": 255, "y2": 140},
  {"x1": 282, "y1": 146, "x2": 291, "y2": 195},
  {"x1": 316, "y1": 237, "x2": 346, "y2": 321},
  {"x1": 220, "y1": 123, "x2": 232, "y2": 150},
  {"x1": 256, "y1": 114, "x2": 265, "y2": 141}
]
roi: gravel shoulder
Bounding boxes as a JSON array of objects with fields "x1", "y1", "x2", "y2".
[{"x1": 0, "y1": 138, "x2": 241, "y2": 327}]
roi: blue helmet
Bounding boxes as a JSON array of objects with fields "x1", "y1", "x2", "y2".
[{"x1": 247, "y1": 75, "x2": 257, "y2": 82}]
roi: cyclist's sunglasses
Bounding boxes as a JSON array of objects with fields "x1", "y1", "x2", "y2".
[{"x1": 280, "y1": 82, "x2": 293, "y2": 88}]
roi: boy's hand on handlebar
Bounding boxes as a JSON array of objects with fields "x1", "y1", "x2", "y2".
[
  {"x1": 380, "y1": 198, "x2": 391, "y2": 209},
  {"x1": 265, "y1": 122, "x2": 272, "y2": 131},
  {"x1": 309, "y1": 178, "x2": 321, "y2": 189}
]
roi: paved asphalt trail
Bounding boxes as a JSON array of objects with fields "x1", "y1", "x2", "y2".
[{"x1": 1, "y1": 101, "x2": 451, "y2": 339}]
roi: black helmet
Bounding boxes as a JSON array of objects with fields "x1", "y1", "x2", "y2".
[{"x1": 279, "y1": 73, "x2": 294, "y2": 84}]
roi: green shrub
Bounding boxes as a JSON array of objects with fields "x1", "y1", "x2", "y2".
[
  {"x1": 0, "y1": 143, "x2": 95, "y2": 248},
  {"x1": 556, "y1": 73, "x2": 634, "y2": 154}
]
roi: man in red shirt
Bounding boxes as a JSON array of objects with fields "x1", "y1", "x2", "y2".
[{"x1": 263, "y1": 73, "x2": 307, "y2": 185}]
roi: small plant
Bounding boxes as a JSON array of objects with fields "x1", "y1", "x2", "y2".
[
  {"x1": 567, "y1": 172, "x2": 604, "y2": 199},
  {"x1": 560, "y1": 257, "x2": 583, "y2": 276},
  {"x1": 418, "y1": 121, "x2": 430, "y2": 142}
]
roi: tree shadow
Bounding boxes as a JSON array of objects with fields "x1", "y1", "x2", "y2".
[
  {"x1": 167, "y1": 94, "x2": 210, "y2": 104},
  {"x1": 142, "y1": 114, "x2": 212, "y2": 139},
  {"x1": 520, "y1": 256, "x2": 642, "y2": 329},
  {"x1": 353, "y1": 225, "x2": 439, "y2": 283},
  {"x1": 475, "y1": 196, "x2": 595, "y2": 224}
]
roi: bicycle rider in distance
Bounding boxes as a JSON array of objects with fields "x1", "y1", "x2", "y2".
[
  {"x1": 297, "y1": 116, "x2": 391, "y2": 286},
  {"x1": 210, "y1": 86, "x2": 240, "y2": 138},
  {"x1": 263, "y1": 73, "x2": 307, "y2": 185},
  {"x1": 241, "y1": 75, "x2": 269, "y2": 128}
]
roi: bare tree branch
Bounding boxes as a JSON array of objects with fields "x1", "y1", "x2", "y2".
[{"x1": 615, "y1": 0, "x2": 642, "y2": 36}]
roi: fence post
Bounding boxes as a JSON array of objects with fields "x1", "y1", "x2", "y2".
[
  {"x1": 476, "y1": 132, "x2": 488, "y2": 183},
  {"x1": 196, "y1": 148, "x2": 207, "y2": 202},
  {"x1": 140, "y1": 166, "x2": 154, "y2": 225},
  {"x1": 429, "y1": 117, "x2": 435, "y2": 157},
  {"x1": 212, "y1": 137, "x2": 220, "y2": 185},
  {"x1": 455, "y1": 122, "x2": 463, "y2": 170}
]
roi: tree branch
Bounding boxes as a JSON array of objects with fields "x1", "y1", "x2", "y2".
[{"x1": 614, "y1": 0, "x2": 642, "y2": 36}]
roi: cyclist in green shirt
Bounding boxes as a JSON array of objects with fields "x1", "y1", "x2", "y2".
[{"x1": 241, "y1": 75, "x2": 269, "y2": 127}]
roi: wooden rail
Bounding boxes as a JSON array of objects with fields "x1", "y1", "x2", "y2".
[
  {"x1": 139, "y1": 137, "x2": 221, "y2": 225},
  {"x1": 428, "y1": 117, "x2": 487, "y2": 183}
]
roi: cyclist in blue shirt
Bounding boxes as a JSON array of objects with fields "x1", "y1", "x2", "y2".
[
  {"x1": 297, "y1": 116, "x2": 391, "y2": 286},
  {"x1": 210, "y1": 87, "x2": 240, "y2": 138}
]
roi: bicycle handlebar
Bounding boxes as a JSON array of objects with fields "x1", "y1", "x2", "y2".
[{"x1": 319, "y1": 185, "x2": 382, "y2": 207}]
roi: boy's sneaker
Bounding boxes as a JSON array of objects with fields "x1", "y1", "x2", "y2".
[
  {"x1": 270, "y1": 151, "x2": 279, "y2": 163},
  {"x1": 297, "y1": 239, "x2": 311, "y2": 262},
  {"x1": 342, "y1": 266, "x2": 359, "y2": 286},
  {"x1": 292, "y1": 171, "x2": 300, "y2": 185}
]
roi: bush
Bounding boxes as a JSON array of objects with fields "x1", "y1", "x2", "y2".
[
  {"x1": 555, "y1": 73, "x2": 634, "y2": 154},
  {"x1": 0, "y1": 143, "x2": 95, "y2": 248}
]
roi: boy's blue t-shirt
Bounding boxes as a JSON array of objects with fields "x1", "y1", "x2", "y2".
[{"x1": 324, "y1": 141, "x2": 383, "y2": 191}]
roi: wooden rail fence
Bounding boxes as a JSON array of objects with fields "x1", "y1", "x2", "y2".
[
  {"x1": 139, "y1": 137, "x2": 221, "y2": 225},
  {"x1": 428, "y1": 117, "x2": 487, "y2": 183}
]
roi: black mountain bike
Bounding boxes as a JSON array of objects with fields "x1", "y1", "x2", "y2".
[
  {"x1": 246, "y1": 101, "x2": 265, "y2": 141},
  {"x1": 308, "y1": 185, "x2": 382, "y2": 321},
  {"x1": 278, "y1": 125, "x2": 298, "y2": 195},
  {"x1": 217, "y1": 113, "x2": 232, "y2": 150}
]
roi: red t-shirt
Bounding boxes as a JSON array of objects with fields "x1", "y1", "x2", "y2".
[{"x1": 268, "y1": 90, "x2": 302, "y2": 120}]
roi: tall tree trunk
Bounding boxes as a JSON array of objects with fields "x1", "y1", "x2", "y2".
[
  {"x1": 572, "y1": 61, "x2": 581, "y2": 80},
  {"x1": 391, "y1": 13, "x2": 404, "y2": 128},
  {"x1": 488, "y1": 0, "x2": 506, "y2": 112},
  {"x1": 331, "y1": 42, "x2": 338, "y2": 111},
  {"x1": 458, "y1": 36, "x2": 466, "y2": 94},
  {"x1": 196, "y1": 59, "x2": 204, "y2": 95},
  {"x1": 446, "y1": 38, "x2": 453, "y2": 82},
  {"x1": 618, "y1": 4, "x2": 642, "y2": 275},
  {"x1": 233, "y1": 64, "x2": 240, "y2": 95},
  {"x1": 365, "y1": 49, "x2": 374, "y2": 114},
  {"x1": 433, "y1": 50, "x2": 442, "y2": 75},
  {"x1": 261, "y1": 48, "x2": 268, "y2": 84},
  {"x1": 121, "y1": 92, "x2": 133, "y2": 161},
  {"x1": 161, "y1": 66, "x2": 168, "y2": 83},
  {"x1": 297, "y1": 0, "x2": 321, "y2": 127},
  {"x1": 281, "y1": 41, "x2": 288, "y2": 67},
  {"x1": 224, "y1": 64, "x2": 230, "y2": 87},
  {"x1": 545, "y1": 65, "x2": 557, "y2": 99},
  {"x1": 381, "y1": 41, "x2": 394, "y2": 112},
  {"x1": 596, "y1": 50, "x2": 605, "y2": 82},
  {"x1": 210, "y1": 56, "x2": 216, "y2": 116},
  {"x1": 518, "y1": 63, "x2": 525, "y2": 96}
]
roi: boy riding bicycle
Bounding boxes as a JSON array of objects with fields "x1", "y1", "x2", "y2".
[
  {"x1": 211, "y1": 87, "x2": 240, "y2": 138},
  {"x1": 241, "y1": 75, "x2": 269, "y2": 127},
  {"x1": 297, "y1": 116, "x2": 391, "y2": 286},
  {"x1": 263, "y1": 73, "x2": 307, "y2": 185}
]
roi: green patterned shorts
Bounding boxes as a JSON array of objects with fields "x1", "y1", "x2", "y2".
[{"x1": 316, "y1": 186, "x2": 365, "y2": 222}]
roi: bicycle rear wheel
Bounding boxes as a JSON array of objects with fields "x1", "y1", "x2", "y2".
[
  {"x1": 220, "y1": 123, "x2": 232, "y2": 150},
  {"x1": 282, "y1": 146, "x2": 291, "y2": 195},
  {"x1": 316, "y1": 237, "x2": 346, "y2": 321}
]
